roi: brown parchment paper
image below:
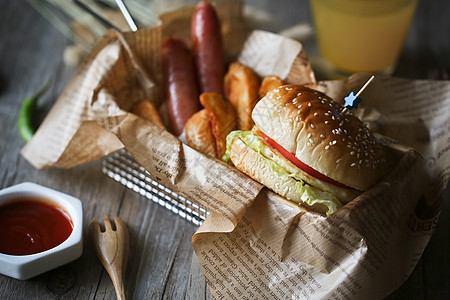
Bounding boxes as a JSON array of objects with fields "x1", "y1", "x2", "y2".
[{"x1": 21, "y1": 2, "x2": 450, "y2": 299}]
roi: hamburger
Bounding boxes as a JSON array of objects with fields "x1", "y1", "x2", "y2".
[{"x1": 223, "y1": 85, "x2": 386, "y2": 215}]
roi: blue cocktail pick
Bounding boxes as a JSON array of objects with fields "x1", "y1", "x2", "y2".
[
  {"x1": 344, "y1": 92, "x2": 362, "y2": 109},
  {"x1": 341, "y1": 75, "x2": 374, "y2": 114}
]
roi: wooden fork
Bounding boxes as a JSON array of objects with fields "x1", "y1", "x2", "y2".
[{"x1": 90, "y1": 216, "x2": 129, "y2": 300}]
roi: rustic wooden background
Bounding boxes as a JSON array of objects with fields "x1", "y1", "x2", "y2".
[{"x1": 0, "y1": 0, "x2": 449, "y2": 299}]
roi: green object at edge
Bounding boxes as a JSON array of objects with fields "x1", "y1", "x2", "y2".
[{"x1": 17, "y1": 80, "x2": 51, "y2": 143}]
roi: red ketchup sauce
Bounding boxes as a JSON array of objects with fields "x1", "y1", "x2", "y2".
[{"x1": 0, "y1": 197, "x2": 73, "y2": 255}]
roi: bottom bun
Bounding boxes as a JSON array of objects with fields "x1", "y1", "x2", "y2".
[{"x1": 229, "y1": 138, "x2": 331, "y2": 215}]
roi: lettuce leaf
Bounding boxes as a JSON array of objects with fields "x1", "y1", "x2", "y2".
[{"x1": 224, "y1": 130, "x2": 341, "y2": 215}]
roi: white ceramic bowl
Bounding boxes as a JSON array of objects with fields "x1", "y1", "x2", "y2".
[{"x1": 0, "y1": 182, "x2": 83, "y2": 280}]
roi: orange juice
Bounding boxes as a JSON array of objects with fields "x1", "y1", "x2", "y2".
[{"x1": 311, "y1": 0, "x2": 417, "y2": 74}]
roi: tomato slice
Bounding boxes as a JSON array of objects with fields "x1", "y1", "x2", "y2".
[{"x1": 258, "y1": 131, "x2": 350, "y2": 189}]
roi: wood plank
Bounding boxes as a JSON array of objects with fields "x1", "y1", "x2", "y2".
[{"x1": 186, "y1": 253, "x2": 214, "y2": 300}]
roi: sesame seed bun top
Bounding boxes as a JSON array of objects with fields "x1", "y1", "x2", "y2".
[{"x1": 251, "y1": 85, "x2": 386, "y2": 191}]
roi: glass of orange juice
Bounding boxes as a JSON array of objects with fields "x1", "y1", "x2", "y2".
[{"x1": 311, "y1": 0, "x2": 418, "y2": 76}]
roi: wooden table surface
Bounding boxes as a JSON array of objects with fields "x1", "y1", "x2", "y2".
[{"x1": 1, "y1": 1, "x2": 449, "y2": 299}]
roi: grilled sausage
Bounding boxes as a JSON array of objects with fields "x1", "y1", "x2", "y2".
[
  {"x1": 161, "y1": 37, "x2": 201, "y2": 136},
  {"x1": 191, "y1": 0, "x2": 225, "y2": 94}
]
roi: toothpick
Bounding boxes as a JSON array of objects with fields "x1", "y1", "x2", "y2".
[
  {"x1": 355, "y1": 75, "x2": 375, "y2": 98},
  {"x1": 341, "y1": 75, "x2": 375, "y2": 115}
]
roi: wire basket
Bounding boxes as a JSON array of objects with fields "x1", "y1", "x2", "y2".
[
  {"x1": 102, "y1": 149, "x2": 208, "y2": 226},
  {"x1": 34, "y1": 1, "x2": 209, "y2": 225}
]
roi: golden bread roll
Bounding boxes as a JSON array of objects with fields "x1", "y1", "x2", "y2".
[
  {"x1": 200, "y1": 92, "x2": 237, "y2": 158},
  {"x1": 185, "y1": 109, "x2": 217, "y2": 157},
  {"x1": 130, "y1": 99, "x2": 165, "y2": 128},
  {"x1": 224, "y1": 62, "x2": 260, "y2": 131},
  {"x1": 259, "y1": 75, "x2": 284, "y2": 99}
]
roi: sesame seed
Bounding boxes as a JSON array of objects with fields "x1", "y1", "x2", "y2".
[
  {"x1": 297, "y1": 93, "x2": 302, "y2": 97},
  {"x1": 307, "y1": 142, "x2": 312, "y2": 147},
  {"x1": 350, "y1": 151, "x2": 355, "y2": 155},
  {"x1": 336, "y1": 158, "x2": 342, "y2": 163},
  {"x1": 307, "y1": 133, "x2": 311, "y2": 138},
  {"x1": 314, "y1": 112, "x2": 319, "y2": 116},
  {"x1": 331, "y1": 140, "x2": 337, "y2": 145},
  {"x1": 320, "y1": 134, "x2": 325, "y2": 138},
  {"x1": 308, "y1": 103, "x2": 312, "y2": 107},
  {"x1": 325, "y1": 121, "x2": 329, "y2": 124},
  {"x1": 274, "y1": 89, "x2": 280, "y2": 93},
  {"x1": 351, "y1": 163, "x2": 356, "y2": 167},
  {"x1": 309, "y1": 139, "x2": 314, "y2": 144},
  {"x1": 325, "y1": 145, "x2": 330, "y2": 150},
  {"x1": 310, "y1": 124, "x2": 315, "y2": 129}
]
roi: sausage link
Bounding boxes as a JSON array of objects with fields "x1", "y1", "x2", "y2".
[
  {"x1": 161, "y1": 37, "x2": 201, "y2": 136},
  {"x1": 191, "y1": 0, "x2": 225, "y2": 94}
]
